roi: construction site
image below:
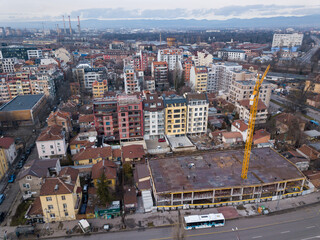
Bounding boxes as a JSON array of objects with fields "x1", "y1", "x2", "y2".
[{"x1": 149, "y1": 148, "x2": 308, "y2": 208}]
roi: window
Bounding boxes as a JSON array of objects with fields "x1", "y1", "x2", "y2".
[
  {"x1": 63, "y1": 203, "x2": 67, "y2": 209},
  {"x1": 48, "y1": 205, "x2": 54, "y2": 210},
  {"x1": 89, "y1": 159, "x2": 92, "y2": 163},
  {"x1": 61, "y1": 196, "x2": 66, "y2": 200},
  {"x1": 65, "y1": 212, "x2": 69, "y2": 217},
  {"x1": 62, "y1": 122, "x2": 65, "y2": 126},
  {"x1": 46, "y1": 197, "x2": 52, "y2": 201},
  {"x1": 50, "y1": 145, "x2": 54, "y2": 149},
  {"x1": 26, "y1": 176, "x2": 32, "y2": 180},
  {"x1": 51, "y1": 151, "x2": 54, "y2": 154},
  {"x1": 50, "y1": 213, "x2": 55, "y2": 218},
  {"x1": 23, "y1": 183, "x2": 30, "y2": 189},
  {"x1": 58, "y1": 148, "x2": 61, "y2": 152}
]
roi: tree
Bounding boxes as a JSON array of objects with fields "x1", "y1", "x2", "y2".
[
  {"x1": 97, "y1": 172, "x2": 112, "y2": 205},
  {"x1": 123, "y1": 162, "x2": 133, "y2": 185}
]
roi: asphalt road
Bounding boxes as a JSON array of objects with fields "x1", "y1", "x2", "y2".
[
  {"x1": 299, "y1": 35, "x2": 320, "y2": 64},
  {"x1": 55, "y1": 203, "x2": 320, "y2": 240}
]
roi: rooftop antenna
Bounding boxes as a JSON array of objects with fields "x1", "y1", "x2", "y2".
[
  {"x1": 77, "y1": 16, "x2": 81, "y2": 34},
  {"x1": 62, "y1": 16, "x2": 66, "y2": 34},
  {"x1": 68, "y1": 15, "x2": 72, "y2": 35}
]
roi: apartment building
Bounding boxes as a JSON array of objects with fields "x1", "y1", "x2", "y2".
[
  {"x1": 2, "y1": 58, "x2": 18, "y2": 73},
  {"x1": 182, "y1": 58, "x2": 193, "y2": 83},
  {"x1": 143, "y1": 76, "x2": 155, "y2": 92},
  {"x1": 192, "y1": 51, "x2": 213, "y2": 67},
  {"x1": 190, "y1": 66, "x2": 208, "y2": 92},
  {"x1": 229, "y1": 80, "x2": 273, "y2": 107},
  {"x1": 217, "y1": 49, "x2": 246, "y2": 61},
  {"x1": 73, "y1": 64, "x2": 105, "y2": 91},
  {"x1": 47, "y1": 110, "x2": 72, "y2": 134},
  {"x1": 30, "y1": 75, "x2": 56, "y2": 98},
  {"x1": 92, "y1": 79, "x2": 108, "y2": 98},
  {"x1": 27, "y1": 49, "x2": 42, "y2": 59},
  {"x1": 272, "y1": 33, "x2": 303, "y2": 49},
  {"x1": 163, "y1": 95, "x2": 187, "y2": 136},
  {"x1": 157, "y1": 48, "x2": 183, "y2": 71},
  {"x1": 124, "y1": 65, "x2": 141, "y2": 94},
  {"x1": 93, "y1": 96, "x2": 119, "y2": 139},
  {"x1": 143, "y1": 93, "x2": 165, "y2": 140},
  {"x1": 39, "y1": 167, "x2": 82, "y2": 223},
  {"x1": 151, "y1": 61, "x2": 169, "y2": 91},
  {"x1": 185, "y1": 93, "x2": 209, "y2": 135},
  {"x1": 208, "y1": 62, "x2": 242, "y2": 93},
  {"x1": 117, "y1": 95, "x2": 144, "y2": 140},
  {"x1": 36, "y1": 125, "x2": 67, "y2": 159},
  {"x1": 7, "y1": 79, "x2": 32, "y2": 98},
  {"x1": 235, "y1": 99, "x2": 268, "y2": 124}
]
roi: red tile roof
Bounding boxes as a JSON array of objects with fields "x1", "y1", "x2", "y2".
[
  {"x1": 91, "y1": 160, "x2": 117, "y2": 180},
  {"x1": 112, "y1": 148, "x2": 122, "y2": 158},
  {"x1": 275, "y1": 113, "x2": 306, "y2": 125},
  {"x1": 37, "y1": 125, "x2": 64, "y2": 141},
  {"x1": 79, "y1": 114, "x2": 94, "y2": 123},
  {"x1": 0, "y1": 137, "x2": 14, "y2": 149},
  {"x1": 47, "y1": 110, "x2": 71, "y2": 122},
  {"x1": 298, "y1": 144, "x2": 320, "y2": 160},
  {"x1": 232, "y1": 120, "x2": 248, "y2": 132},
  {"x1": 122, "y1": 145, "x2": 145, "y2": 159},
  {"x1": 253, "y1": 129, "x2": 270, "y2": 141},
  {"x1": 40, "y1": 178, "x2": 75, "y2": 196},
  {"x1": 28, "y1": 197, "x2": 43, "y2": 216},
  {"x1": 72, "y1": 146, "x2": 112, "y2": 161},
  {"x1": 58, "y1": 167, "x2": 79, "y2": 184},
  {"x1": 222, "y1": 132, "x2": 243, "y2": 139},
  {"x1": 238, "y1": 99, "x2": 267, "y2": 111}
]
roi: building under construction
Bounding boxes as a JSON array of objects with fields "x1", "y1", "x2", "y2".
[{"x1": 149, "y1": 148, "x2": 307, "y2": 207}]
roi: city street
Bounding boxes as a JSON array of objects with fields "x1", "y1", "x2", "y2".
[
  {"x1": 54, "y1": 202, "x2": 320, "y2": 240},
  {"x1": 299, "y1": 35, "x2": 320, "y2": 64}
]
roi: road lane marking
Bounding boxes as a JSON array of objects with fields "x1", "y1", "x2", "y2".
[
  {"x1": 306, "y1": 226, "x2": 316, "y2": 229},
  {"x1": 252, "y1": 236, "x2": 262, "y2": 239},
  {"x1": 301, "y1": 236, "x2": 320, "y2": 240},
  {"x1": 151, "y1": 215, "x2": 319, "y2": 240},
  {"x1": 281, "y1": 231, "x2": 290, "y2": 233}
]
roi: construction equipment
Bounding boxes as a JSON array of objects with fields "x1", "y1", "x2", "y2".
[{"x1": 241, "y1": 65, "x2": 270, "y2": 179}]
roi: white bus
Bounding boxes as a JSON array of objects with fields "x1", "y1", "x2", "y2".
[{"x1": 184, "y1": 213, "x2": 225, "y2": 230}]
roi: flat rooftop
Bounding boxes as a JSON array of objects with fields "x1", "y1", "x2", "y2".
[
  {"x1": 149, "y1": 148, "x2": 304, "y2": 193},
  {"x1": 0, "y1": 94, "x2": 44, "y2": 112}
]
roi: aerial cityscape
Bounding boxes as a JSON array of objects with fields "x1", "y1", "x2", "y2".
[{"x1": 0, "y1": 0, "x2": 320, "y2": 239}]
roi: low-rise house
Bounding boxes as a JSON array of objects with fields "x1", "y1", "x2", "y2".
[
  {"x1": 72, "y1": 146, "x2": 112, "y2": 165},
  {"x1": 221, "y1": 132, "x2": 243, "y2": 144},
  {"x1": 231, "y1": 120, "x2": 248, "y2": 141},
  {"x1": 47, "y1": 110, "x2": 72, "y2": 135},
  {"x1": 69, "y1": 130, "x2": 97, "y2": 155},
  {"x1": 36, "y1": 125, "x2": 67, "y2": 159},
  {"x1": 124, "y1": 187, "x2": 137, "y2": 213},
  {"x1": 91, "y1": 160, "x2": 117, "y2": 190},
  {"x1": 253, "y1": 129, "x2": 271, "y2": 145},
  {"x1": 0, "y1": 137, "x2": 17, "y2": 165},
  {"x1": 0, "y1": 148, "x2": 8, "y2": 180},
  {"x1": 282, "y1": 150, "x2": 310, "y2": 171},
  {"x1": 297, "y1": 144, "x2": 320, "y2": 161},
  {"x1": 134, "y1": 164, "x2": 151, "y2": 191},
  {"x1": 79, "y1": 114, "x2": 95, "y2": 131},
  {"x1": 275, "y1": 113, "x2": 306, "y2": 134},
  {"x1": 122, "y1": 145, "x2": 145, "y2": 163},
  {"x1": 26, "y1": 197, "x2": 44, "y2": 223},
  {"x1": 39, "y1": 167, "x2": 82, "y2": 222},
  {"x1": 18, "y1": 158, "x2": 61, "y2": 199},
  {"x1": 236, "y1": 99, "x2": 268, "y2": 124}
]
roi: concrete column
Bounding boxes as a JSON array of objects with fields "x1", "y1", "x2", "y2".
[
  {"x1": 181, "y1": 193, "x2": 184, "y2": 205},
  {"x1": 171, "y1": 194, "x2": 173, "y2": 205},
  {"x1": 191, "y1": 192, "x2": 194, "y2": 204},
  {"x1": 212, "y1": 190, "x2": 215, "y2": 203}
]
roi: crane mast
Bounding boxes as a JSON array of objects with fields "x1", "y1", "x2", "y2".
[{"x1": 241, "y1": 65, "x2": 270, "y2": 179}]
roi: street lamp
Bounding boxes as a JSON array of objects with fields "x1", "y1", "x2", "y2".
[{"x1": 232, "y1": 227, "x2": 240, "y2": 240}]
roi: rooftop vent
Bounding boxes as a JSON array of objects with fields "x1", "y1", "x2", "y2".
[{"x1": 54, "y1": 184, "x2": 59, "y2": 191}]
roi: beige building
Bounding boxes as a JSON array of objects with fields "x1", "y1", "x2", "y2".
[
  {"x1": 229, "y1": 80, "x2": 273, "y2": 107},
  {"x1": 190, "y1": 66, "x2": 208, "y2": 92},
  {"x1": 235, "y1": 99, "x2": 268, "y2": 124},
  {"x1": 192, "y1": 51, "x2": 213, "y2": 67}
]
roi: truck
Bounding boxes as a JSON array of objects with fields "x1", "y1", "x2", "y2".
[{"x1": 78, "y1": 219, "x2": 90, "y2": 233}]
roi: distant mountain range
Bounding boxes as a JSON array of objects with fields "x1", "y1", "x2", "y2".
[{"x1": 1, "y1": 14, "x2": 320, "y2": 29}]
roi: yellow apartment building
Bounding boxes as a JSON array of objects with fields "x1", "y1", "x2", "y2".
[
  {"x1": 92, "y1": 80, "x2": 108, "y2": 98},
  {"x1": 40, "y1": 167, "x2": 82, "y2": 222},
  {"x1": 190, "y1": 66, "x2": 208, "y2": 92},
  {"x1": 72, "y1": 147, "x2": 112, "y2": 165},
  {"x1": 163, "y1": 95, "x2": 187, "y2": 136}
]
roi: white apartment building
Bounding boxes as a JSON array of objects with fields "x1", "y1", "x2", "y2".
[
  {"x1": 217, "y1": 49, "x2": 246, "y2": 61},
  {"x1": 157, "y1": 48, "x2": 183, "y2": 71},
  {"x1": 185, "y1": 93, "x2": 209, "y2": 135},
  {"x1": 272, "y1": 33, "x2": 304, "y2": 48},
  {"x1": 124, "y1": 65, "x2": 140, "y2": 94},
  {"x1": 143, "y1": 93, "x2": 165, "y2": 140},
  {"x1": 1, "y1": 58, "x2": 17, "y2": 73},
  {"x1": 84, "y1": 71, "x2": 103, "y2": 90},
  {"x1": 235, "y1": 99, "x2": 268, "y2": 125},
  {"x1": 27, "y1": 49, "x2": 42, "y2": 59},
  {"x1": 192, "y1": 51, "x2": 213, "y2": 67},
  {"x1": 208, "y1": 62, "x2": 242, "y2": 93},
  {"x1": 229, "y1": 80, "x2": 274, "y2": 107}
]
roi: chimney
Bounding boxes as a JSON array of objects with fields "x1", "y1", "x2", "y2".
[{"x1": 68, "y1": 16, "x2": 72, "y2": 35}]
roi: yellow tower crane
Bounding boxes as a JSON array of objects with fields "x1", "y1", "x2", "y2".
[{"x1": 241, "y1": 65, "x2": 270, "y2": 179}]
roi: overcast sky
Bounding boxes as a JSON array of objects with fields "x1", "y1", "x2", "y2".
[{"x1": 0, "y1": 0, "x2": 320, "y2": 22}]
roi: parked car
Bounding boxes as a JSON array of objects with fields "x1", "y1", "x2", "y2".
[
  {"x1": 8, "y1": 174, "x2": 15, "y2": 183},
  {"x1": 21, "y1": 154, "x2": 27, "y2": 161},
  {"x1": 103, "y1": 224, "x2": 110, "y2": 231},
  {"x1": 16, "y1": 161, "x2": 24, "y2": 169},
  {"x1": 0, "y1": 212, "x2": 5, "y2": 223},
  {"x1": 83, "y1": 184, "x2": 88, "y2": 193},
  {"x1": 0, "y1": 194, "x2": 5, "y2": 205},
  {"x1": 25, "y1": 148, "x2": 31, "y2": 155},
  {"x1": 158, "y1": 138, "x2": 166, "y2": 142}
]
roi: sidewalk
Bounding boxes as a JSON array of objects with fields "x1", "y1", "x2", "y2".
[{"x1": 1, "y1": 190, "x2": 320, "y2": 239}]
